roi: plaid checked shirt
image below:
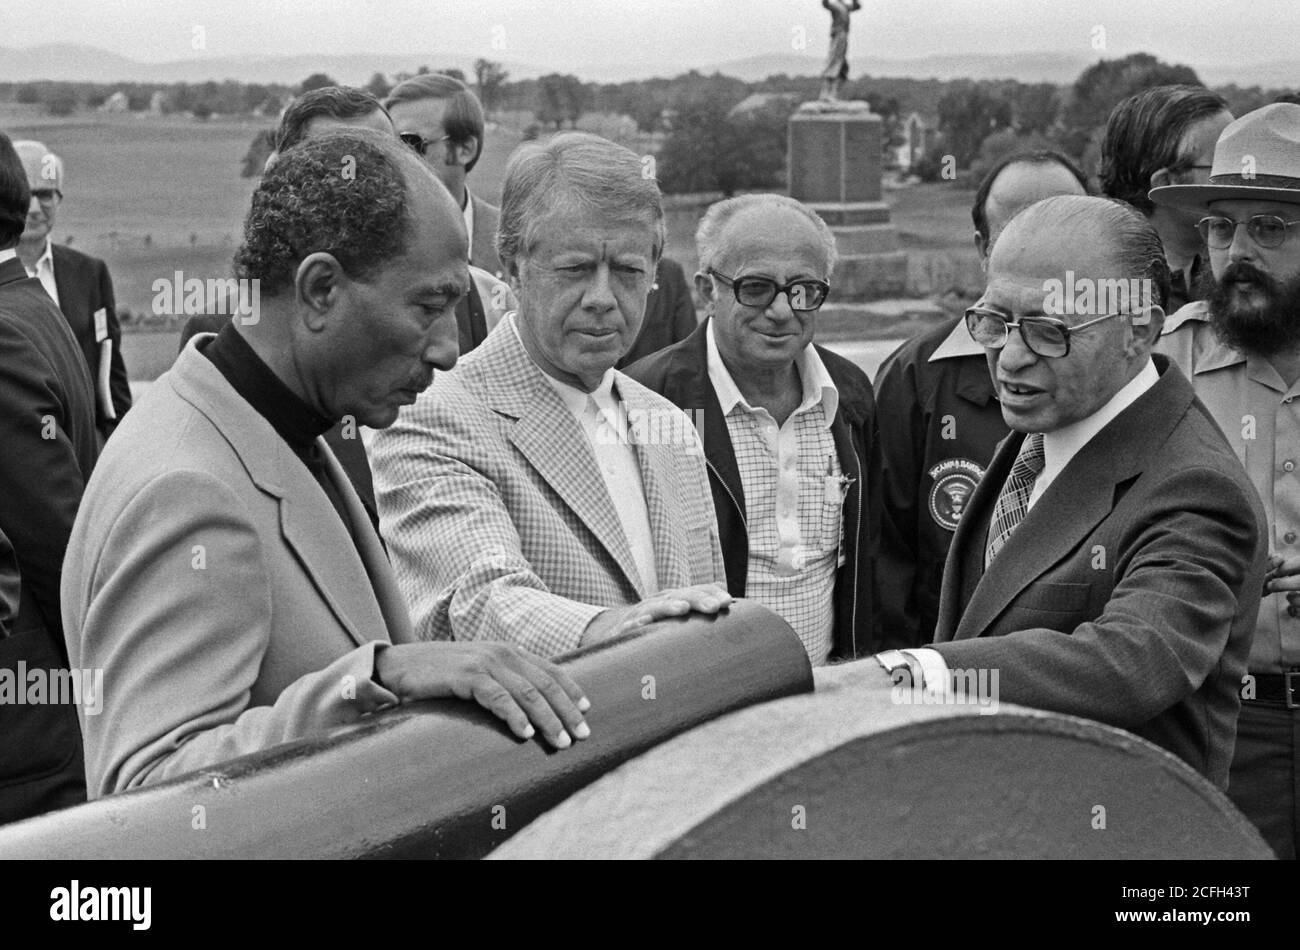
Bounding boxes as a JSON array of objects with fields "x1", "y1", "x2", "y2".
[
  {"x1": 370, "y1": 317, "x2": 727, "y2": 658},
  {"x1": 707, "y1": 324, "x2": 844, "y2": 665}
]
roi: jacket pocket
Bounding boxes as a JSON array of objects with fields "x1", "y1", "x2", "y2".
[{"x1": 1013, "y1": 580, "x2": 1093, "y2": 614}]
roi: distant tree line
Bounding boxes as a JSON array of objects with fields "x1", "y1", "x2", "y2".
[{"x1": 9, "y1": 52, "x2": 1299, "y2": 195}]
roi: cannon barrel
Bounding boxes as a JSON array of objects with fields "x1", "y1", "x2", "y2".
[
  {"x1": 0, "y1": 601, "x2": 810, "y2": 859},
  {"x1": 492, "y1": 658, "x2": 1273, "y2": 859}
]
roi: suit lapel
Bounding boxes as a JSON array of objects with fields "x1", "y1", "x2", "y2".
[
  {"x1": 953, "y1": 453, "x2": 1113, "y2": 640},
  {"x1": 661, "y1": 320, "x2": 747, "y2": 519},
  {"x1": 170, "y1": 348, "x2": 392, "y2": 648},
  {"x1": 275, "y1": 458, "x2": 387, "y2": 649},
  {"x1": 952, "y1": 358, "x2": 1192, "y2": 640},
  {"x1": 484, "y1": 324, "x2": 645, "y2": 597},
  {"x1": 317, "y1": 444, "x2": 413, "y2": 643},
  {"x1": 619, "y1": 377, "x2": 688, "y2": 593}
]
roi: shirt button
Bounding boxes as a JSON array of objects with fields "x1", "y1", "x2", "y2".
[
  {"x1": 1286, "y1": 532, "x2": 1298, "y2": 544},
  {"x1": 1287, "y1": 461, "x2": 1296, "y2": 473}
]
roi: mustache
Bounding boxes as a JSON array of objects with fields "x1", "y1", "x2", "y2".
[{"x1": 1218, "y1": 262, "x2": 1279, "y2": 292}]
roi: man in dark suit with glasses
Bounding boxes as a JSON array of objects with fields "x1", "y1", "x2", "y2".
[{"x1": 867, "y1": 194, "x2": 1264, "y2": 790}]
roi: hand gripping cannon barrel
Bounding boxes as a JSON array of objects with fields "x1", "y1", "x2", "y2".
[
  {"x1": 0, "y1": 601, "x2": 811, "y2": 859},
  {"x1": 0, "y1": 604, "x2": 1272, "y2": 859}
]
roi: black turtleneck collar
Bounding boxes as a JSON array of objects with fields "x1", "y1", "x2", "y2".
[{"x1": 200, "y1": 321, "x2": 333, "y2": 451}]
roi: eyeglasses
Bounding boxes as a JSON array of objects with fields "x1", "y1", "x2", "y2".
[
  {"x1": 30, "y1": 187, "x2": 61, "y2": 205},
  {"x1": 1197, "y1": 214, "x2": 1300, "y2": 250},
  {"x1": 965, "y1": 306, "x2": 1135, "y2": 358},
  {"x1": 399, "y1": 132, "x2": 450, "y2": 157},
  {"x1": 709, "y1": 270, "x2": 830, "y2": 312}
]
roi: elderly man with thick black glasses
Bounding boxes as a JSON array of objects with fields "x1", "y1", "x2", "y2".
[{"x1": 626, "y1": 193, "x2": 878, "y2": 665}]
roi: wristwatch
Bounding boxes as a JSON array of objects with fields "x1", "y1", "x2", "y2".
[{"x1": 875, "y1": 649, "x2": 922, "y2": 688}]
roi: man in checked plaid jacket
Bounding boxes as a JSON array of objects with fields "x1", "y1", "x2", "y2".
[{"x1": 371, "y1": 133, "x2": 731, "y2": 658}]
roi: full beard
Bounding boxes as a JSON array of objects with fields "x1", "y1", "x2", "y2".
[{"x1": 1207, "y1": 262, "x2": 1300, "y2": 357}]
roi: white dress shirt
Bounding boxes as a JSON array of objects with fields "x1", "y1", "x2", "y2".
[
  {"x1": 541, "y1": 368, "x2": 659, "y2": 594},
  {"x1": 462, "y1": 190, "x2": 475, "y2": 258},
  {"x1": 21, "y1": 239, "x2": 59, "y2": 306},
  {"x1": 0, "y1": 248, "x2": 15, "y2": 265},
  {"x1": 1027, "y1": 359, "x2": 1159, "y2": 509},
  {"x1": 511, "y1": 314, "x2": 657, "y2": 593},
  {"x1": 707, "y1": 321, "x2": 843, "y2": 665}
]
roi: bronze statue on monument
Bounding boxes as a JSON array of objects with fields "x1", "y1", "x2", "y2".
[{"x1": 819, "y1": 0, "x2": 863, "y2": 102}]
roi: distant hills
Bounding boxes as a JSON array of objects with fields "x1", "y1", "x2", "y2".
[{"x1": 1, "y1": 43, "x2": 1295, "y2": 89}]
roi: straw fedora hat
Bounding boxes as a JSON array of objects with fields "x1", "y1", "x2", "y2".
[{"x1": 1150, "y1": 103, "x2": 1300, "y2": 212}]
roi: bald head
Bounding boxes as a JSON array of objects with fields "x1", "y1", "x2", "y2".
[
  {"x1": 979, "y1": 195, "x2": 1169, "y2": 436},
  {"x1": 13, "y1": 141, "x2": 63, "y2": 192},
  {"x1": 972, "y1": 153, "x2": 1087, "y2": 262},
  {"x1": 13, "y1": 141, "x2": 63, "y2": 251},
  {"x1": 991, "y1": 194, "x2": 1169, "y2": 312}
]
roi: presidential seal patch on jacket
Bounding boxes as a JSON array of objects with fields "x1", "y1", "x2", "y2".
[{"x1": 927, "y1": 458, "x2": 985, "y2": 531}]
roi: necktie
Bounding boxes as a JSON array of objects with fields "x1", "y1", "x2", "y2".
[{"x1": 985, "y1": 433, "x2": 1045, "y2": 564}]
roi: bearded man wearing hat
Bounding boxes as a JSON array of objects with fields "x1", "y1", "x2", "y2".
[{"x1": 1154, "y1": 102, "x2": 1300, "y2": 859}]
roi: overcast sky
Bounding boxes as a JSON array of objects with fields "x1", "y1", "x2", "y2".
[{"x1": 1, "y1": 0, "x2": 1285, "y2": 72}]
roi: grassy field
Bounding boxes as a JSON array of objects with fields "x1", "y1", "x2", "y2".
[{"x1": 1, "y1": 104, "x2": 981, "y2": 379}]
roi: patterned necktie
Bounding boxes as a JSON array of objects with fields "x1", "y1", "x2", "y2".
[{"x1": 985, "y1": 432, "x2": 1045, "y2": 565}]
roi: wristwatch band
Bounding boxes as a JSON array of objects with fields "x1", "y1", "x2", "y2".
[{"x1": 875, "y1": 649, "x2": 922, "y2": 688}]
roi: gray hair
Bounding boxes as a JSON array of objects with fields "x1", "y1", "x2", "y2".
[
  {"x1": 997, "y1": 195, "x2": 1171, "y2": 312},
  {"x1": 13, "y1": 140, "x2": 64, "y2": 190},
  {"x1": 496, "y1": 131, "x2": 664, "y2": 275},
  {"x1": 695, "y1": 193, "x2": 838, "y2": 276}
]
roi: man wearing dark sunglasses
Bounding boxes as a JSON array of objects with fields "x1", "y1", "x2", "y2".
[
  {"x1": 385, "y1": 74, "x2": 504, "y2": 283},
  {"x1": 626, "y1": 193, "x2": 876, "y2": 665},
  {"x1": 868, "y1": 194, "x2": 1264, "y2": 790},
  {"x1": 1153, "y1": 102, "x2": 1300, "y2": 857}
]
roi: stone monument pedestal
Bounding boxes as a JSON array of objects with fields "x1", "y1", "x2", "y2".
[{"x1": 789, "y1": 100, "x2": 908, "y2": 312}]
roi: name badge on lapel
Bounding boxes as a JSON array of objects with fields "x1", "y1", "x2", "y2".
[{"x1": 93, "y1": 307, "x2": 109, "y2": 343}]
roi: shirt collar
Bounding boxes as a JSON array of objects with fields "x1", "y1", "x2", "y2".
[
  {"x1": 200, "y1": 322, "x2": 334, "y2": 452},
  {"x1": 1161, "y1": 300, "x2": 1300, "y2": 394},
  {"x1": 928, "y1": 316, "x2": 986, "y2": 362},
  {"x1": 462, "y1": 190, "x2": 475, "y2": 255},
  {"x1": 542, "y1": 365, "x2": 618, "y2": 422},
  {"x1": 1041, "y1": 358, "x2": 1159, "y2": 478},
  {"x1": 0, "y1": 248, "x2": 14, "y2": 265},
  {"x1": 510, "y1": 315, "x2": 619, "y2": 418},
  {"x1": 35, "y1": 238, "x2": 54, "y2": 271},
  {"x1": 705, "y1": 319, "x2": 839, "y2": 426}
]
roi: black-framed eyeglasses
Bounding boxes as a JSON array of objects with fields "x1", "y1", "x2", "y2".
[
  {"x1": 30, "y1": 187, "x2": 61, "y2": 205},
  {"x1": 965, "y1": 306, "x2": 1136, "y2": 359},
  {"x1": 709, "y1": 269, "x2": 830, "y2": 312},
  {"x1": 398, "y1": 132, "x2": 450, "y2": 157},
  {"x1": 1197, "y1": 214, "x2": 1300, "y2": 250}
]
